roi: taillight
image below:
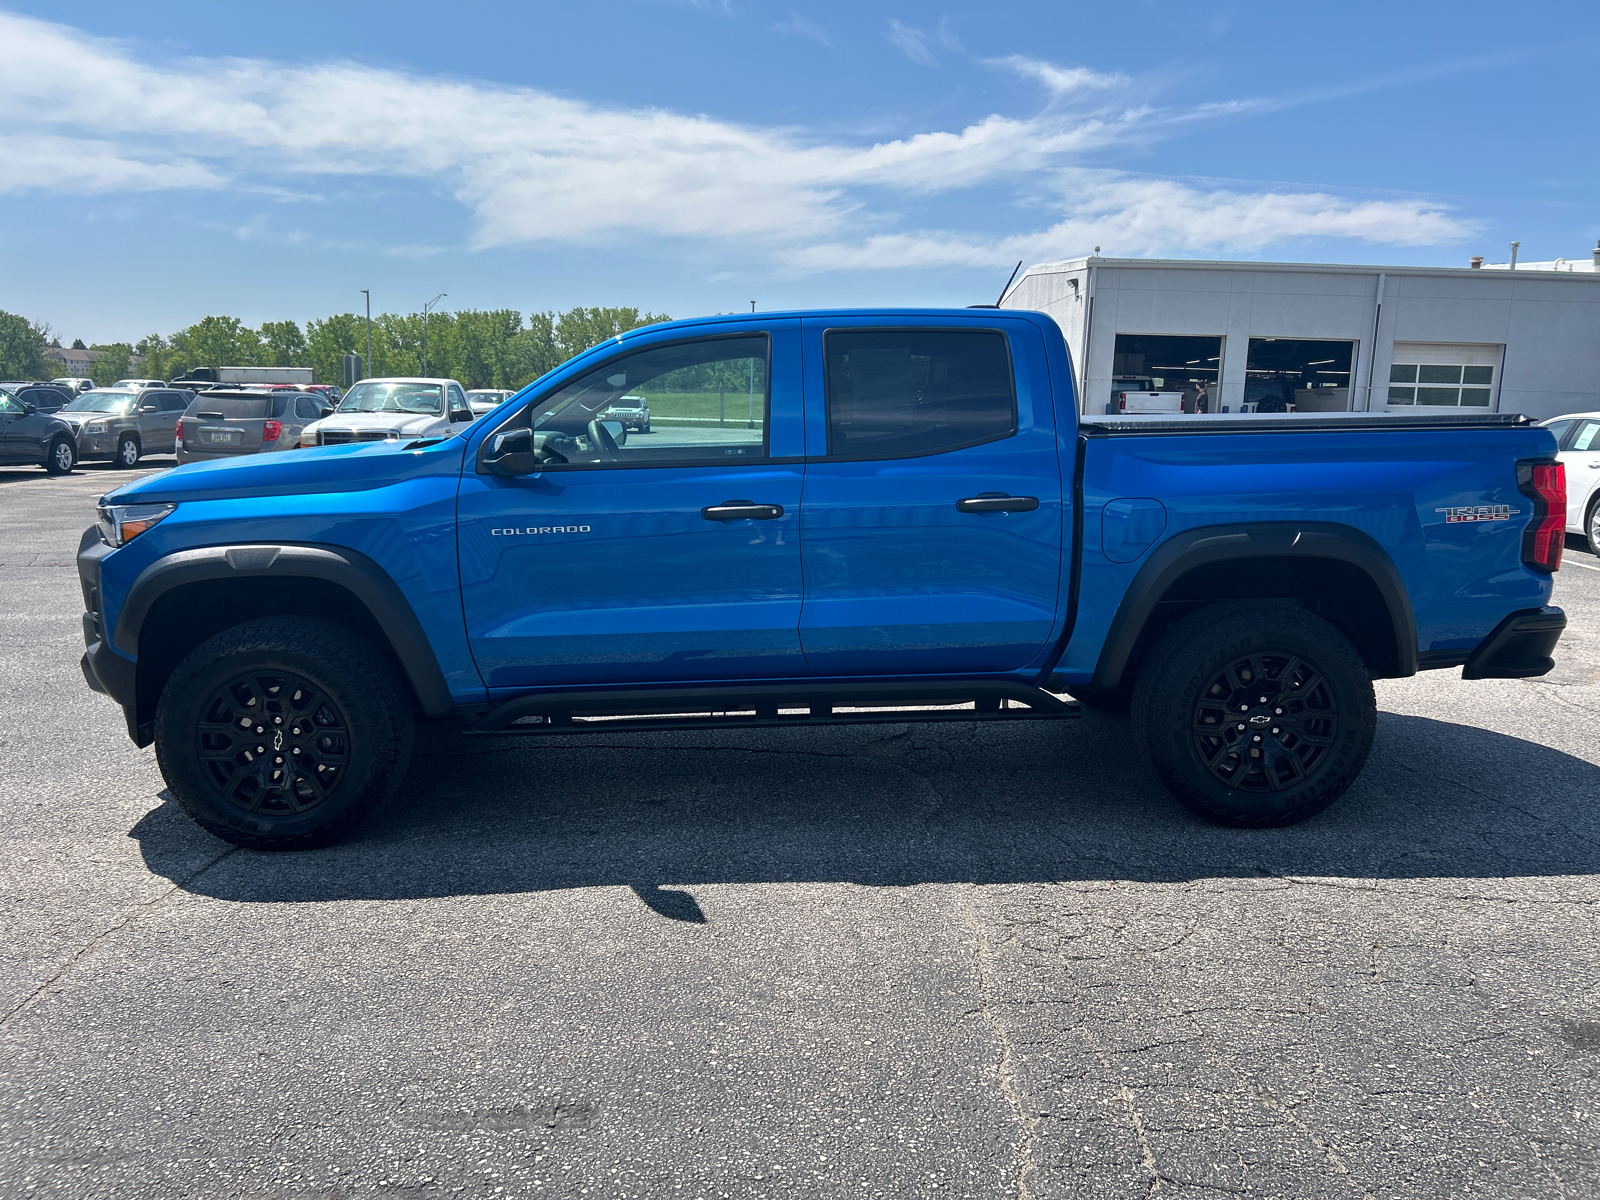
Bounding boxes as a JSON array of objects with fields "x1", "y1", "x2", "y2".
[
  {"x1": 179, "y1": 418, "x2": 191, "y2": 440},
  {"x1": 263, "y1": 420, "x2": 282, "y2": 442},
  {"x1": 1517, "y1": 459, "x2": 1565, "y2": 573},
  {"x1": 1118, "y1": 395, "x2": 1127, "y2": 412}
]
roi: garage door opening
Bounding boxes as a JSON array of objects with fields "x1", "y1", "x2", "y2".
[
  {"x1": 1109, "y1": 334, "x2": 1222, "y2": 414},
  {"x1": 1245, "y1": 338, "x2": 1354, "y2": 413}
]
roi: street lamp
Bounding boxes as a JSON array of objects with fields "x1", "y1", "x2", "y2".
[
  {"x1": 422, "y1": 293, "x2": 447, "y2": 376},
  {"x1": 359, "y1": 289, "x2": 372, "y2": 380}
]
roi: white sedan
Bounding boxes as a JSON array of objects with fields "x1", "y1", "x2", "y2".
[{"x1": 1539, "y1": 412, "x2": 1600, "y2": 553}]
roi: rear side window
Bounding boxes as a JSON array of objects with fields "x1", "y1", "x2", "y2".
[
  {"x1": 824, "y1": 329, "x2": 1016, "y2": 459},
  {"x1": 159, "y1": 391, "x2": 187, "y2": 411},
  {"x1": 296, "y1": 396, "x2": 323, "y2": 420}
]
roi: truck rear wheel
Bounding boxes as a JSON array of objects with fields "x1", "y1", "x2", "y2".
[
  {"x1": 1131, "y1": 602, "x2": 1375, "y2": 827},
  {"x1": 154, "y1": 618, "x2": 414, "y2": 850}
]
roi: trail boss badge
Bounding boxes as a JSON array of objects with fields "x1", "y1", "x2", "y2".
[{"x1": 1435, "y1": 504, "x2": 1515, "y2": 523}]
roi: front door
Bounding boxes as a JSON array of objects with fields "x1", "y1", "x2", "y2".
[
  {"x1": 797, "y1": 319, "x2": 1066, "y2": 676},
  {"x1": 459, "y1": 321, "x2": 807, "y2": 690},
  {"x1": 0, "y1": 392, "x2": 24, "y2": 464}
]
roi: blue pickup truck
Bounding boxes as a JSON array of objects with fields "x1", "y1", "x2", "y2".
[{"x1": 76, "y1": 309, "x2": 1568, "y2": 849}]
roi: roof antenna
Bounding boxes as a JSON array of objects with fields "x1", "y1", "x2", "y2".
[{"x1": 996, "y1": 260, "x2": 1023, "y2": 306}]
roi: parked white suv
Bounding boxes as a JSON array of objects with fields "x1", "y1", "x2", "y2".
[{"x1": 299, "y1": 377, "x2": 475, "y2": 447}]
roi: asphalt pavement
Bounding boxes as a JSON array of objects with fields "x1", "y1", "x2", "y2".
[{"x1": 2, "y1": 457, "x2": 1597, "y2": 1199}]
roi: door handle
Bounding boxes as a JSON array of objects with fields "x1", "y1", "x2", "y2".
[
  {"x1": 701, "y1": 499, "x2": 784, "y2": 521},
  {"x1": 956, "y1": 493, "x2": 1039, "y2": 513}
]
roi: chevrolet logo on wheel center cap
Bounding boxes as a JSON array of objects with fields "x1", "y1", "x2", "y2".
[{"x1": 1249, "y1": 714, "x2": 1271, "y2": 725}]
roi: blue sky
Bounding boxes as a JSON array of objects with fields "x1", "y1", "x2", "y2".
[{"x1": 2, "y1": 0, "x2": 1597, "y2": 344}]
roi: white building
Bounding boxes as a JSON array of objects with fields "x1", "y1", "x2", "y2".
[{"x1": 1000, "y1": 245, "x2": 1600, "y2": 421}]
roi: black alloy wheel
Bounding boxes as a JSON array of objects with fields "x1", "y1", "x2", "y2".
[
  {"x1": 1132, "y1": 601, "x2": 1375, "y2": 827},
  {"x1": 117, "y1": 434, "x2": 140, "y2": 467},
  {"x1": 46, "y1": 437, "x2": 76, "y2": 474},
  {"x1": 196, "y1": 670, "x2": 351, "y2": 817},
  {"x1": 1190, "y1": 651, "x2": 1336, "y2": 792},
  {"x1": 155, "y1": 617, "x2": 413, "y2": 849}
]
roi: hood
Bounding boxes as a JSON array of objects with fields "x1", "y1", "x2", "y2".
[
  {"x1": 309, "y1": 412, "x2": 443, "y2": 437},
  {"x1": 102, "y1": 435, "x2": 468, "y2": 505}
]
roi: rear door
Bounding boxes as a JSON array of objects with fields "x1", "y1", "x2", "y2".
[
  {"x1": 797, "y1": 318, "x2": 1066, "y2": 676},
  {"x1": 459, "y1": 320, "x2": 807, "y2": 690}
]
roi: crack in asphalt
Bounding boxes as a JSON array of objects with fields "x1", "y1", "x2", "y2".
[
  {"x1": 962, "y1": 887, "x2": 1040, "y2": 1200},
  {"x1": 0, "y1": 844, "x2": 237, "y2": 1033}
]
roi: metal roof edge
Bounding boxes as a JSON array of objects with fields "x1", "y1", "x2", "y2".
[{"x1": 1016, "y1": 257, "x2": 1600, "y2": 285}]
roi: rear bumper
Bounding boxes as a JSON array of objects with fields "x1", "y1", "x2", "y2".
[{"x1": 1461, "y1": 606, "x2": 1566, "y2": 680}]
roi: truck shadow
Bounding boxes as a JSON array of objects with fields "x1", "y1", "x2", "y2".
[{"x1": 132, "y1": 710, "x2": 1600, "y2": 907}]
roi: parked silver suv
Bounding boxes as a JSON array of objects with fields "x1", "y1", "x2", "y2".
[
  {"x1": 177, "y1": 390, "x2": 333, "y2": 465},
  {"x1": 56, "y1": 387, "x2": 189, "y2": 466}
]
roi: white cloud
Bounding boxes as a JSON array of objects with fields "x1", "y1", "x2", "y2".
[
  {"x1": 774, "y1": 11, "x2": 829, "y2": 45},
  {"x1": 990, "y1": 55, "x2": 1128, "y2": 95},
  {"x1": 786, "y1": 172, "x2": 1473, "y2": 271},
  {"x1": 0, "y1": 11, "x2": 1473, "y2": 270},
  {"x1": 886, "y1": 19, "x2": 939, "y2": 68}
]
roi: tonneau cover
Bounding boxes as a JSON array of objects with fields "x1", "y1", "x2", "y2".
[{"x1": 1080, "y1": 412, "x2": 1535, "y2": 436}]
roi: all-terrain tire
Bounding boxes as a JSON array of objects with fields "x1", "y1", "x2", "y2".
[
  {"x1": 154, "y1": 617, "x2": 414, "y2": 850},
  {"x1": 44, "y1": 436, "x2": 76, "y2": 475},
  {"x1": 116, "y1": 434, "x2": 140, "y2": 467},
  {"x1": 1131, "y1": 601, "x2": 1376, "y2": 827}
]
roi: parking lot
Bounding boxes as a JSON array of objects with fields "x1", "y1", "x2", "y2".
[{"x1": 2, "y1": 456, "x2": 1598, "y2": 1199}]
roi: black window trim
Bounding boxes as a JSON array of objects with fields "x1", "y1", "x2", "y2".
[
  {"x1": 485, "y1": 331, "x2": 776, "y2": 473},
  {"x1": 819, "y1": 325, "x2": 1019, "y2": 462}
]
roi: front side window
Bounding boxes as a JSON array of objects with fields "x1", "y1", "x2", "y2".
[
  {"x1": 0, "y1": 391, "x2": 23, "y2": 416},
  {"x1": 515, "y1": 335, "x2": 769, "y2": 468},
  {"x1": 341, "y1": 382, "x2": 444, "y2": 415},
  {"x1": 824, "y1": 329, "x2": 1015, "y2": 459}
]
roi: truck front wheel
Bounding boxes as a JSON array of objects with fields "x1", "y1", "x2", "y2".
[
  {"x1": 1132, "y1": 602, "x2": 1375, "y2": 827},
  {"x1": 154, "y1": 618, "x2": 415, "y2": 850}
]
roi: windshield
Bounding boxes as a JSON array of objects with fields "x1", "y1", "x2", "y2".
[
  {"x1": 62, "y1": 391, "x2": 136, "y2": 413},
  {"x1": 339, "y1": 382, "x2": 443, "y2": 415}
]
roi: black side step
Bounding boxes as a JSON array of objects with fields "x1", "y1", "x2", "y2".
[{"x1": 463, "y1": 679, "x2": 1079, "y2": 737}]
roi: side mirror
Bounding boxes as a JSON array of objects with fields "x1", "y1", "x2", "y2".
[
  {"x1": 22, "y1": 403, "x2": 36, "y2": 415},
  {"x1": 451, "y1": 409, "x2": 473, "y2": 423},
  {"x1": 481, "y1": 428, "x2": 541, "y2": 476},
  {"x1": 319, "y1": 407, "x2": 334, "y2": 419},
  {"x1": 601, "y1": 419, "x2": 627, "y2": 446},
  {"x1": 141, "y1": 403, "x2": 158, "y2": 412}
]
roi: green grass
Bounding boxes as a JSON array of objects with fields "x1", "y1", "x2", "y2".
[{"x1": 620, "y1": 390, "x2": 765, "y2": 425}]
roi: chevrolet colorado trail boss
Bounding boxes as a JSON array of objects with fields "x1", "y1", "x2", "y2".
[{"x1": 77, "y1": 310, "x2": 1568, "y2": 849}]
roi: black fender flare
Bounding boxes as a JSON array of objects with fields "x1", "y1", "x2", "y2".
[
  {"x1": 1090, "y1": 521, "x2": 1418, "y2": 689},
  {"x1": 115, "y1": 542, "x2": 455, "y2": 716}
]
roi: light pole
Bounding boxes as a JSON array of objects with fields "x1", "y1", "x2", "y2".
[
  {"x1": 422, "y1": 293, "x2": 447, "y2": 376},
  {"x1": 359, "y1": 289, "x2": 372, "y2": 380}
]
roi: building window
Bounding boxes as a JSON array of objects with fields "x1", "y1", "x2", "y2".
[
  {"x1": 1108, "y1": 334, "x2": 1222, "y2": 414},
  {"x1": 1245, "y1": 338, "x2": 1354, "y2": 413},
  {"x1": 1387, "y1": 344, "x2": 1500, "y2": 408}
]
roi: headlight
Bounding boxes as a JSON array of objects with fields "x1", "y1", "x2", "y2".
[
  {"x1": 97, "y1": 502, "x2": 176, "y2": 547},
  {"x1": 84, "y1": 420, "x2": 108, "y2": 434}
]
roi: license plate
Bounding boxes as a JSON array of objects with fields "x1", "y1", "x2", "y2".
[{"x1": 205, "y1": 430, "x2": 240, "y2": 444}]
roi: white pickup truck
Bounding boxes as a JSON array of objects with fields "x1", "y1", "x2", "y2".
[{"x1": 1109, "y1": 376, "x2": 1186, "y2": 414}]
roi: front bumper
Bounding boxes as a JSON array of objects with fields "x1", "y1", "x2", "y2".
[
  {"x1": 1461, "y1": 606, "x2": 1567, "y2": 680},
  {"x1": 76, "y1": 526, "x2": 145, "y2": 743}
]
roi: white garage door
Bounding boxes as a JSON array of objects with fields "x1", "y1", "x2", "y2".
[{"x1": 1387, "y1": 342, "x2": 1502, "y2": 409}]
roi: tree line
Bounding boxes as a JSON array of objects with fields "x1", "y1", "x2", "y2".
[{"x1": 0, "y1": 306, "x2": 671, "y2": 390}]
